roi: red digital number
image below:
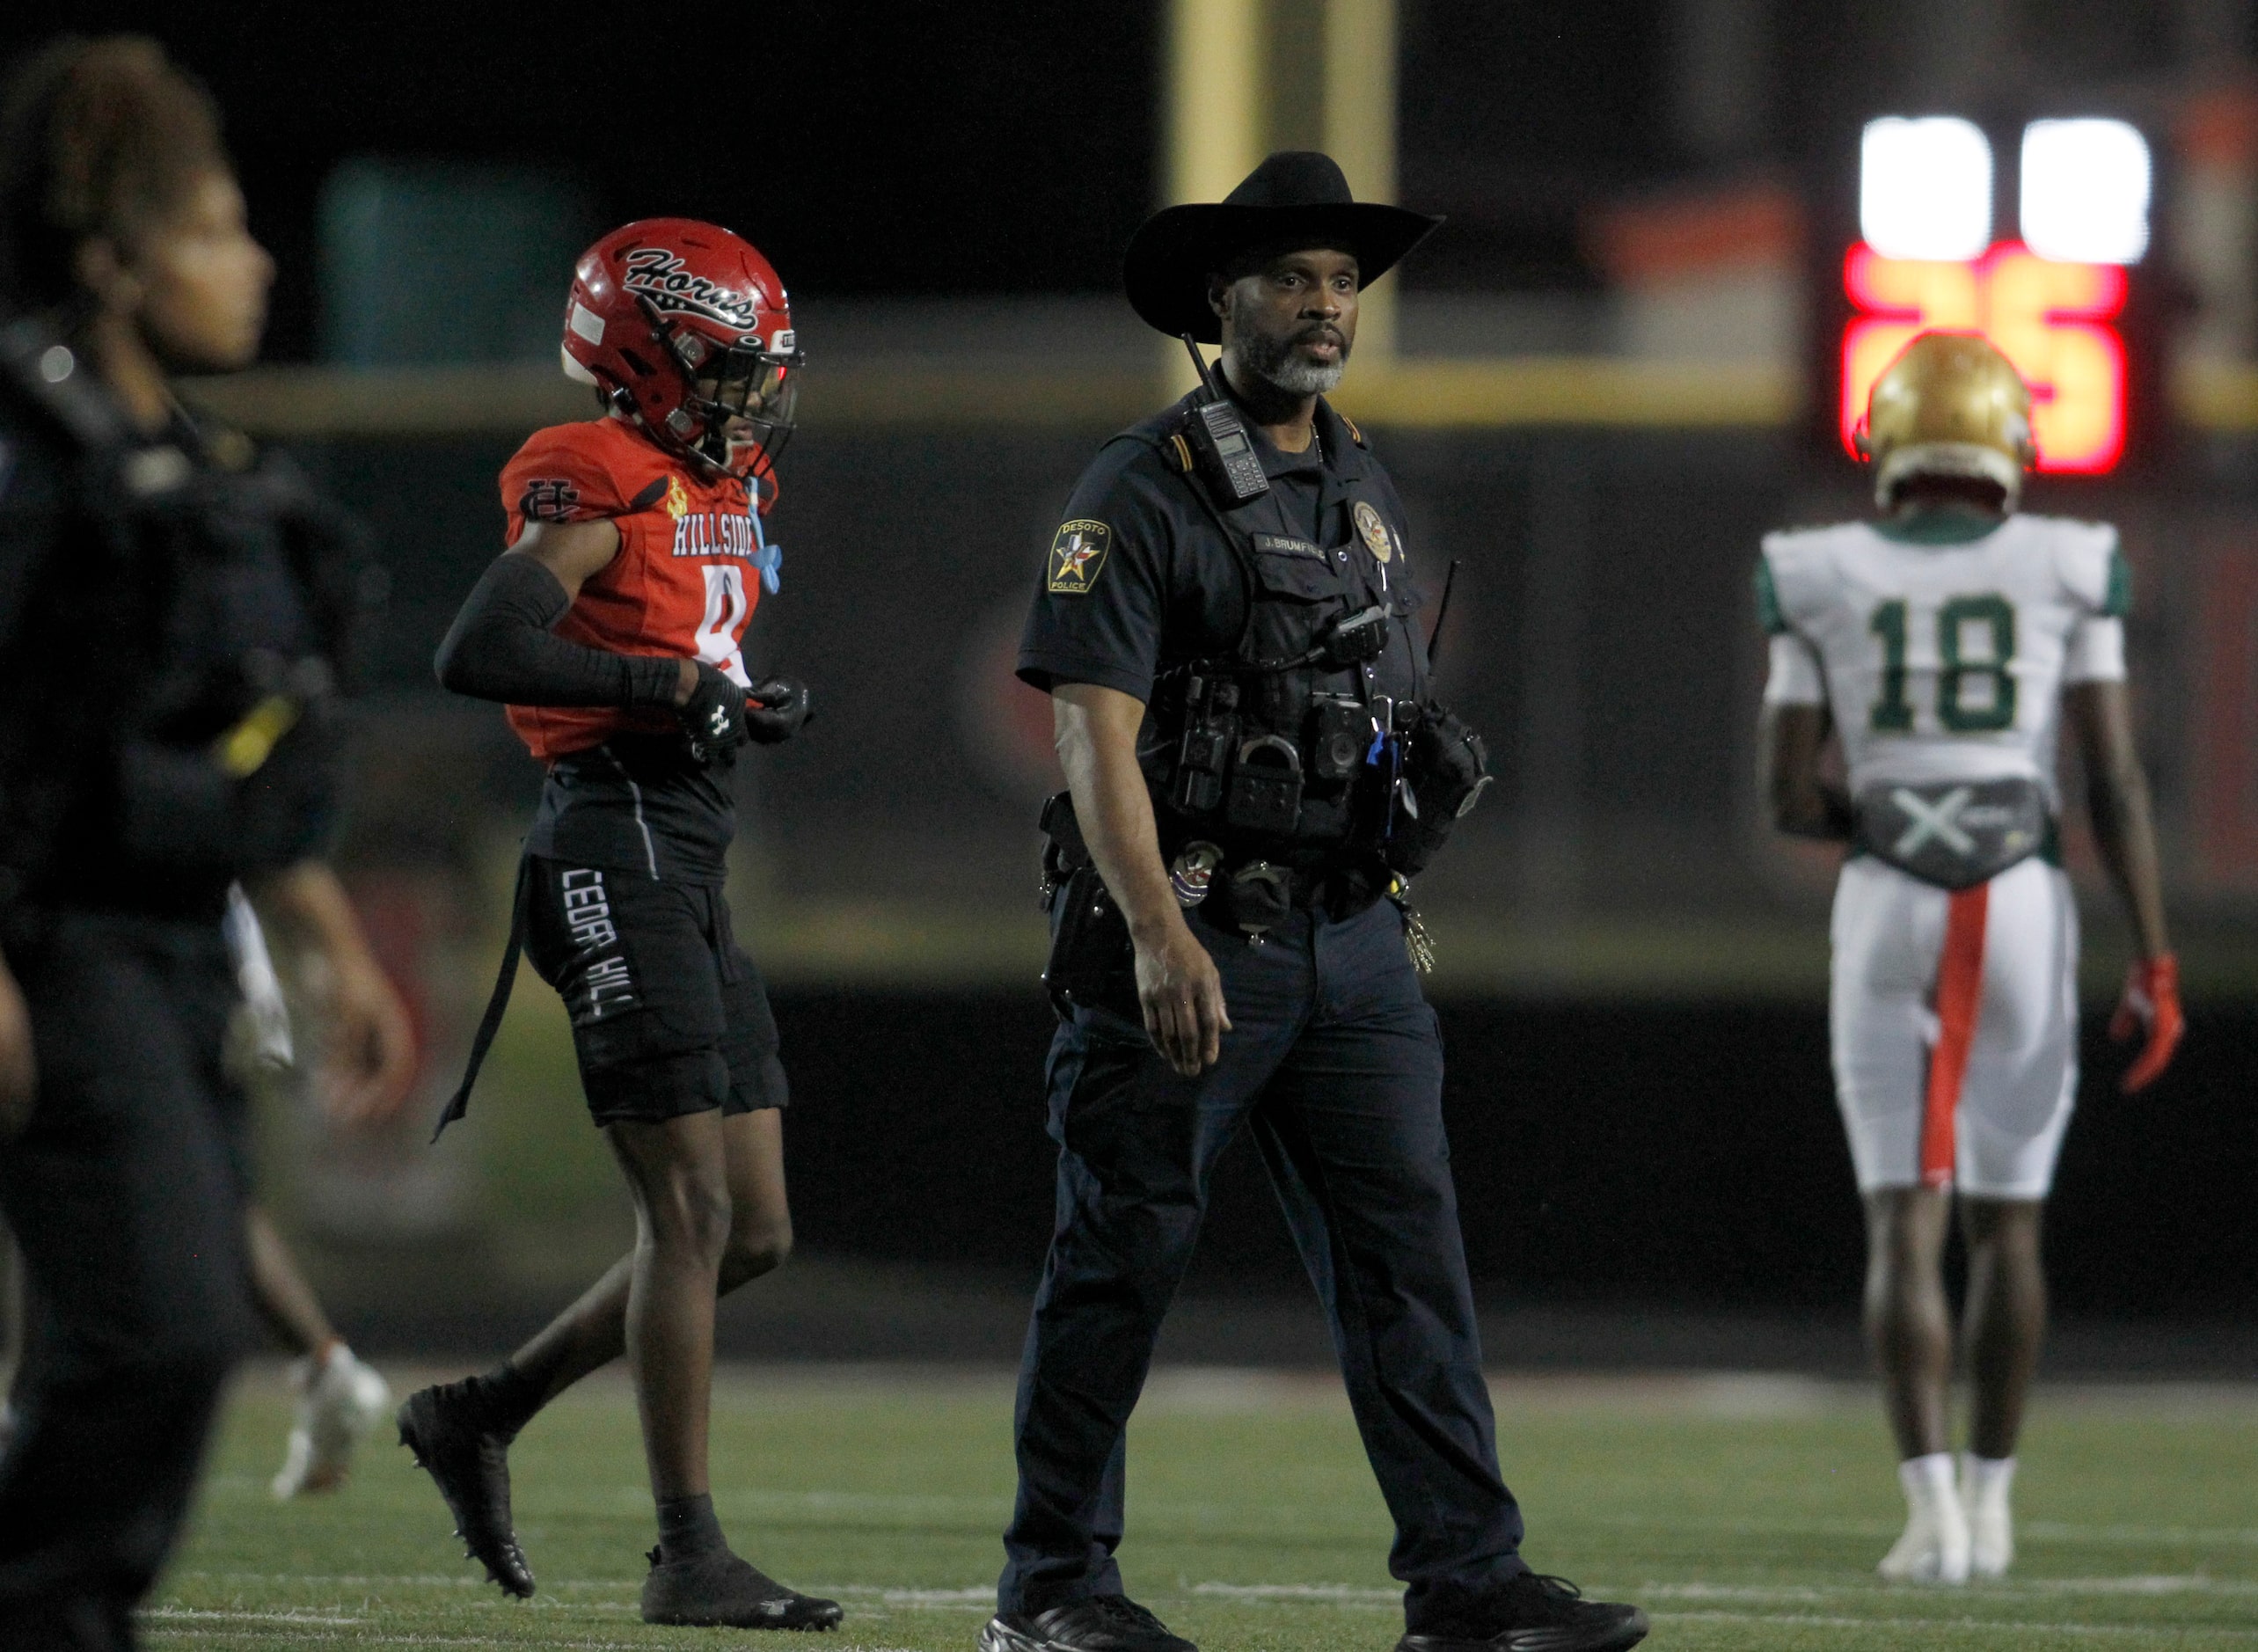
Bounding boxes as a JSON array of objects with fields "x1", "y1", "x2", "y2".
[{"x1": 1841, "y1": 243, "x2": 2128, "y2": 474}]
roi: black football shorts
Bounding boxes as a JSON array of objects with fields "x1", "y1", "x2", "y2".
[{"x1": 522, "y1": 855, "x2": 787, "y2": 1126}]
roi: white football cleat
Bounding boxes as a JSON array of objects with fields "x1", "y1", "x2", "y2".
[
  {"x1": 272, "y1": 1345, "x2": 391, "y2": 1499},
  {"x1": 1878, "y1": 1452, "x2": 1971, "y2": 1584},
  {"x1": 1961, "y1": 1453, "x2": 2016, "y2": 1578}
]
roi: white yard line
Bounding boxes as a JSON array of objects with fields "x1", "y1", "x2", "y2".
[
  {"x1": 1662, "y1": 1608, "x2": 2258, "y2": 1639},
  {"x1": 164, "y1": 1572, "x2": 2258, "y2": 1607},
  {"x1": 2023, "y1": 1522, "x2": 2258, "y2": 1546},
  {"x1": 150, "y1": 1633, "x2": 917, "y2": 1652},
  {"x1": 173, "y1": 1573, "x2": 493, "y2": 1588},
  {"x1": 145, "y1": 1608, "x2": 361, "y2": 1626},
  {"x1": 1641, "y1": 1575, "x2": 2258, "y2": 1601},
  {"x1": 216, "y1": 1359, "x2": 2258, "y2": 1414},
  {"x1": 147, "y1": 1634, "x2": 647, "y2": 1649},
  {"x1": 1191, "y1": 1583, "x2": 1399, "y2": 1603},
  {"x1": 1580, "y1": 1509, "x2": 2258, "y2": 1545}
]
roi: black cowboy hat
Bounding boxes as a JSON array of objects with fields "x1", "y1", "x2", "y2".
[{"x1": 1122, "y1": 150, "x2": 1443, "y2": 343}]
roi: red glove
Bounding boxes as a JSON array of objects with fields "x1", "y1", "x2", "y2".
[{"x1": 2108, "y1": 954, "x2": 2184, "y2": 1094}]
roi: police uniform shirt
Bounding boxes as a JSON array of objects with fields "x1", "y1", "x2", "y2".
[
  {"x1": 0, "y1": 399, "x2": 289, "y2": 916},
  {"x1": 0, "y1": 392, "x2": 75, "y2": 914},
  {"x1": 1017, "y1": 391, "x2": 1423, "y2": 709},
  {"x1": 0, "y1": 378, "x2": 339, "y2": 922}
]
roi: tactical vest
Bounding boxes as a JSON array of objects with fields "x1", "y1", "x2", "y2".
[
  {"x1": 0, "y1": 319, "x2": 378, "y2": 907},
  {"x1": 1122, "y1": 400, "x2": 1427, "y2": 866}
]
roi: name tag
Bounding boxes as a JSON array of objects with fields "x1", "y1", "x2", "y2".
[{"x1": 1253, "y1": 533, "x2": 1324, "y2": 559}]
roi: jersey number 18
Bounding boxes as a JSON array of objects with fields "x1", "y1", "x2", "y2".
[{"x1": 1869, "y1": 595, "x2": 2018, "y2": 735}]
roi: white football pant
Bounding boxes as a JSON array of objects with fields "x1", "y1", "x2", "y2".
[{"x1": 1830, "y1": 856, "x2": 2079, "y2": 1199}]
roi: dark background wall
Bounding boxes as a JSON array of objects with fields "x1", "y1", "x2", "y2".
[
  {"x1": 0, "y1": 3, "x2": 1162, "y2": 355},
  {"x1": 769, "y1": 991, "x2": 2256, "y2": 1320}
]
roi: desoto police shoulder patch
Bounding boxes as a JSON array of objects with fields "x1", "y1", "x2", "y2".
[{"x1": 1049, "y1": 520, "x2": 1112, "y2": 594}]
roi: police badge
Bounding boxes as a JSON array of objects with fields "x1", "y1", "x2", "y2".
[{"x1": 1354, "y1": 500, "x2": 1393, "y2": 563}]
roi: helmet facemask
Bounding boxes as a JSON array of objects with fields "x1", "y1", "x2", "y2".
[{"x1": 640, "y1": 296, "x2": 802, "y2": 479}]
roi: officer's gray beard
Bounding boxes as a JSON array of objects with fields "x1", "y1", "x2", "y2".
[{"x1": 1232, "y1": 330, "x2": 1348, "y2": 397}]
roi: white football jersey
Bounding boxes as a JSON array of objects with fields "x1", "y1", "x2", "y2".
[{"x1": 1759, "y1": 514, "x2": 2128, "y2": 804}]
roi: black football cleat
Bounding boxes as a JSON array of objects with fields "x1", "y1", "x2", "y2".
[
  {"x1": 395, "y1": 1380, "x2": 535, "y2": 1599},
  {"x1": 640, "y1": 1546, "x2": 844, "y2": 1629},
  {"x1": 979, "y1": 1595, "x2": 1197, "y2": 1652},
  {"x1": 1395, "y1": 1572, "x2": 1648, "y2": 1652}
]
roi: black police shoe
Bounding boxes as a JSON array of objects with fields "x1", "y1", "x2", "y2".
[
  {"x1": 980, "y1": 1595, "x2": 1197, "y2": 1652},
  {"x1": 1396, "y1": 1572, "x2": 1649, "y2": 1652},
  {"x1": 395, "y1": 1380, "x2": 535, "y2": 1598},
  {"x1": 640, "y1": 1546, "x2": 844, "y2": 1629}
]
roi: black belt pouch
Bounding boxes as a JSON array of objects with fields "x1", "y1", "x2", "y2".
[{"x1": 1040, "y1": 792, "x2": 1137, "y2": 1019}]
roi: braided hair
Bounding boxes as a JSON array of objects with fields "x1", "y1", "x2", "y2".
[{"x1": 0, "y1": 35, "x2": 227, "y2": 316}]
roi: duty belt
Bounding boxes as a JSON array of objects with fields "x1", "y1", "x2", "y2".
[
  {"x1": 1039, "y1": 791, "x2": 1382, "y2": 941},
  {"x1": 1169, "y1": 841, "x2": 1385, "y2": 936}
]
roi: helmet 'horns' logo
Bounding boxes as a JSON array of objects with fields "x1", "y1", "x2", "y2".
[{"x1": 621, "y1": 247, "x2": 764, "y2": 334}]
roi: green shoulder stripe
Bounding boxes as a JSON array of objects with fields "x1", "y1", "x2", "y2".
[
  {"x1": 2102, "y1": 545, "x2": 2131, "y2": 618},
  {"x1": 1754, "y1": 556, "x2": 1787, "y2": 636}
]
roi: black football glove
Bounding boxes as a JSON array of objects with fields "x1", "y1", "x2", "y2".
[
  {"x1": 677, "y1": 661, "x2": 749, "y2": 767},
  {"x1": 743, "y1": 676, "x2": 812, "y2": 745}
]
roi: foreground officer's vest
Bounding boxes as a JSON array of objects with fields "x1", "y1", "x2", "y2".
[
  {"x1": 1118, "y1": 399, "x2": 1425, "y2": 866},
  {"x1": 0, "y1": 320, "x2": 378, "y2": 904}
]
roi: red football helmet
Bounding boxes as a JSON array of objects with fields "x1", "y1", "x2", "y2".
[{"x1": 561, "y1": 217, "x2": 801, "y2": 479}]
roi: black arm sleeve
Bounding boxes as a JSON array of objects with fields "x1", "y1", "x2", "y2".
[{"x1": 434, "y1": 552, "x2": 681, "y2": 709}]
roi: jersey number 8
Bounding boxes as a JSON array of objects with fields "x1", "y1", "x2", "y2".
[{"x1": 1870, "y1": 595, "x2": 2018, "y2": 735}]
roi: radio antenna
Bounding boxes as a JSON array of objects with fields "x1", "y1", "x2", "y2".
[
  {"x1": 1427, "y1": 559, "x2": 1462, "y2": 669},
  {"x1": 1180, "y1": 333, "x2": 1224, "y2": 400}
]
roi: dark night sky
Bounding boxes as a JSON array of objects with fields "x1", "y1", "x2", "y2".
[{"x1": 2, "y1": 2, "x2": 1683, "y2": 356}]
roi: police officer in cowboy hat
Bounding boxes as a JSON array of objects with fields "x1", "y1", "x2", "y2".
[{"x1": 985, "y1": 152, "x2": 1649, "y2": 1652}]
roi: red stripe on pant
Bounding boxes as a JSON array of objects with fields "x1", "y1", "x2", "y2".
[{"x1": 1921, "y1": 883, "x2": 1991, "y2": 1188}]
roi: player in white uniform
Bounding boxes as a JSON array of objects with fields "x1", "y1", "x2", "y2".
[{"x1": 1757, "y1": 333, "x2": 2181, "y2": 1583}]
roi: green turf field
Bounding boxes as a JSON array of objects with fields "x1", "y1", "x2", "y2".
[{"x1": 148, "y1": 1363, "x2": 2258, "y2": 1650}]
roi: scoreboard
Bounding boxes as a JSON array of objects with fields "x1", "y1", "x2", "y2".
[{"x1": 1841, "y1": 116, "x2": 2151, "y2": 475}]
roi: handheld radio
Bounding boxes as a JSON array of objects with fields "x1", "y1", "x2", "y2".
[{"x1": 1176, "y1": 334, "x2": 1269, "y2": 509}]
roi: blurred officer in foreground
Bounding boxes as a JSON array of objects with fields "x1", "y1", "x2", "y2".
[
  {"x1": 991, "y1": 151, "x2": 1648, "y2": 1652},
  {"x1": 0, "y1": 36, "x2": 407, "y2": 1649},
  {"x1": 407, "y1": 218, "x2": 830, "y2": 1630}
]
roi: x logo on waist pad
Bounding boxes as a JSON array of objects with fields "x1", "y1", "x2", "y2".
[{"x1": 1890, "y1": 785, "x2": 1977, "y2": 859}]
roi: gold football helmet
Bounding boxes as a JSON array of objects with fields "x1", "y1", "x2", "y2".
[{"x1": 1854, "y1": 331, "x2": 2036, "y2": 508}]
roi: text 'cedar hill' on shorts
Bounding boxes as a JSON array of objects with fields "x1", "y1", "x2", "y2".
[{"x1": 522, "y1": 855, "x2": 787, "y2": 1127}]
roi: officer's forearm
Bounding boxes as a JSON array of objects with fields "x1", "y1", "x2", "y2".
[
  {"x1": 1051, "y1": 683, "x2": 1184, "y2": 945},
  {"x1": 244, "y1": 861, "x2": 382, "y2": 977}
]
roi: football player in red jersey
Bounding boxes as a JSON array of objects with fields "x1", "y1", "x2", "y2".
[{"x1": 399, "y1": 220, "x2": 837, "y2": 1630}]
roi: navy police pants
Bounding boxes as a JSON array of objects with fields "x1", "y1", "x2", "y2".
[
  {"x1": 0, "y1": 910, "x2": 255, "y2": 1652},
  {"x1": 998, "y1": 895, "x2": 1528, "y2": 1629}
]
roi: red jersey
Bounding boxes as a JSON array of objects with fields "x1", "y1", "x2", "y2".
[{"x1": 497, "y1": 417, "x2": 771, "y2": 761}]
